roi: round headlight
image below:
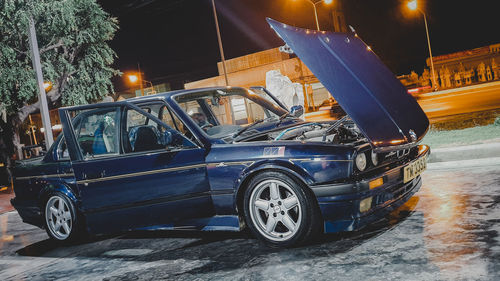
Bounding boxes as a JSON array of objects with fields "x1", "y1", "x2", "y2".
[
  {"x1": 355, "y1": 153, "x2": 367, "y2": 171},
  {"x1": 371, "y1": 151, "x2": 378, "y2": 166}
]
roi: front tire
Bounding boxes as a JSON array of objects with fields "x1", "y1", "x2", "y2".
[
  {"x1": 44, "y1": 192, "x2": 80, "y2": 242},
  {"x1": 243, "y1": 171, "x2": 321, "y2": 247}
]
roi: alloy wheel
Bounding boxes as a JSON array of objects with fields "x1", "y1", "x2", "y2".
[
  {"x1": 249, "y1": 179, "x2": 302, "y2": 241},
  {"x1": 45, "y1": 195, "x2": 73, "y2": 240}
]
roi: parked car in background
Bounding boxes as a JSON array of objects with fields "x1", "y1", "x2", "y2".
[{"x1": 10, "y1": 19, "x2": 430, "y2": 247}]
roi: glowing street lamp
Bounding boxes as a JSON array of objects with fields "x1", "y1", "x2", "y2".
[
  {"x1": 127, "y1": 75, "x2": 138, "y2": 83},
  {"x1": 43, "y1": 81, "x2": 52, "y2": 92},
  {"x1": 296, "y1": 0, "x2": 333, "y2": 31},
  {"x1": 407, "y1": 0, "x2": 438, "y2": 91},
  {"x1": 126, "y1": 73, "x2": 155, "y2": 96}
]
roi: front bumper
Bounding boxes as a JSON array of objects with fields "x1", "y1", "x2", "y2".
[{"x1": 312, "y1": 144, "x2": 429, "y2": 233}]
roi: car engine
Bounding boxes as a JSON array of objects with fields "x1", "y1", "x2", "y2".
[{"x1": 270, "y1": 117, "x2": 365, "y2": 145}]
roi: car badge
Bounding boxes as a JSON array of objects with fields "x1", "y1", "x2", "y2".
[{"x1": 409, "y1": 129, "x2": 417, "y2": 142}]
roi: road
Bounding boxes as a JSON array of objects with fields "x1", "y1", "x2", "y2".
[
  {"x1": 0, "y1": 159, "x2": 499, "y2": 280},
  {"x1": 418, "y1": 81, "x2": 500, "y2": 122},
  {"x1": 305, "y1": 81, "x2": 500, "y2": 124}
]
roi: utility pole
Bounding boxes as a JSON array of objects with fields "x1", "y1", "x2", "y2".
[
  {"x1": 423, "y1": 13, "x2": 437, "y2": 91},
  {"x1": 211, "y1": 0, "x2": 229, "y2": 86},
  {"x1": 28, "y1": 16, "x2": 54, "y2": 149},
  {"x1": 138, "y1": 62, "x2": 144, "y2": 96}
]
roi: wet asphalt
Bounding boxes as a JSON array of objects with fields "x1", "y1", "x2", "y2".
[{"x1": 0, "y1": 160, "x2": 499, "y2": 281}]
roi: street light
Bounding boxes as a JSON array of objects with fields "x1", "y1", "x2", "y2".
[
  {"x1": 43, "y1": 81, "x2": 52, "y2": 92},
  {"x1": 407, "y1": 0, "x2": 438, "y2": 91},
  {"x1": 128, "y1": 75, "x2": 138, "y2": 83},
  {"x1": 296, "y1": 0, "x2": 333, "y2": 31},
  {"x1": 126, "y1": 73, "x2": 155, "y2": 96}
]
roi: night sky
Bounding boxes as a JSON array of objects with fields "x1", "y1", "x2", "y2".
[{"x1": 98, "y1": 0, "x2": 499, "y2": 92}]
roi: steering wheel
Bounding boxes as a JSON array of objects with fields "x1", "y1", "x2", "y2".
[{"x1": 200, "y1": 123, "x2": 214, "y2": 131}]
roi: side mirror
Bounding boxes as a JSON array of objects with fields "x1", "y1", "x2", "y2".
[{"x1": 290, "y1": 105, "x2": 304, "y2": 118}]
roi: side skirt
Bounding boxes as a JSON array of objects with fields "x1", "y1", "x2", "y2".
[{"x1": 134, "y1": 215, "x2": 241, "y2": 232}]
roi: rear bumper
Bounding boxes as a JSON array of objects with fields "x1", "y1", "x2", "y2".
[
  {"x1": 10, "y1": 197, "x2": 43, "y2": 228},
  {"x1": 312, "y1": 144, "x2": 429, "y2": 233}
]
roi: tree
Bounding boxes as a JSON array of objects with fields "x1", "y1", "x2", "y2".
[{"x1": 0, "y1": 0, "x2": 119, "y2": 175}]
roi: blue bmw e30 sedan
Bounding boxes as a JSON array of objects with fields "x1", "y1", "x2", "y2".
[{"x1": 11, "y1": 19, "x2": 430, "y2": 247}]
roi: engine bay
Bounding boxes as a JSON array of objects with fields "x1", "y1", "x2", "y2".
[{"x1": 241, "y1": 117, "x2": 366, "y2": 146}]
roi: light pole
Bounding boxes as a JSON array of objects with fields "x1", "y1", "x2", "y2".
[
  {"x1": 408, "y1": 0, "x2": 438, "y2": 91},
  {"x1": 27, "y1": 16, "x2": 54, "y2": 149},
  {"x1": 299, "y1": 0, "x2": 333, "y2": 31},
  {"x1": 211, "y1": 0, "x2": 229, "y2": 86}
]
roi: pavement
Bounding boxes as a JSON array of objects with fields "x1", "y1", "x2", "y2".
[
  {"x1": 0, "y1": 158, "x2": 498, "y2": 280},
  {"x1": 0, "y1": 193, "x2": 14, "y2": 215}
]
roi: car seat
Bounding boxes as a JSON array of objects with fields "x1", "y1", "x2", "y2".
[{"x1": 130, "y1": 125, "x2": 163, "y2": 152}]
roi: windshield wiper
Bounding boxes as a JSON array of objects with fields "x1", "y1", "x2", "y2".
[{"x1": 232, "y1": 119, "x2": 264, "y2": 139}]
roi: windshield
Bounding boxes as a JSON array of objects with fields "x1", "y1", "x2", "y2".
[{"x1": 174, "y1": 88, "x2": 287, "y2": 139}]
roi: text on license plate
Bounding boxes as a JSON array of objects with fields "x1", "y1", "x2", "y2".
[{"x1": 403, "y1": 157, "x2": 427, "y2": 183}]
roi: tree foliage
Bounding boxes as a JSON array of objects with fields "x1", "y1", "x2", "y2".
[
  {"x1": 0, "y1": 0, "x2": 119, "y2": 117},
  {"x1": 0, "y1": 0, "x2": 119, "y2": 165}
]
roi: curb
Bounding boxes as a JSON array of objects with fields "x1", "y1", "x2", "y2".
[
  {"x1": 428, "y1": 142, "x2": 500, "y2": 163},
  {"x1": 428, "y1": 157, "x2": 500, "y2": 170}
]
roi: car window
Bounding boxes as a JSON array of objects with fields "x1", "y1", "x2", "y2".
[
  {"x1": 71, "y1": 108, "x2": 120, "y2": 159},
  {"x1": 174, "y1": 88, "x2": 287, "y2": 138},
  {"x1": 56, "y1": 136, "x2": 70, "y2": 160},
  {"x1": 158, "y1": 106, "x2": 177, "y2": 129},
  {"x1": 123, "y1": 107, "x2": 197, "y2": 154},
  {"x1": 135, "y1": 102, "x2": 199, "y2": 145},
  {"x1": 159, "y1": 105, "x2": 193, "y2": 137},
  {"x1": 127, "y1": 109, "x2": 148, "y2": 127}
]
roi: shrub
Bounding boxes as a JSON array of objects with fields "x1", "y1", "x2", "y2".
[{"x1": 495, "y1": 116, "x2": 500, "y2": 126}]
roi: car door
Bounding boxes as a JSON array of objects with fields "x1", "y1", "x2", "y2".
[{"x1": 60, "y1": 103, "x2": 213, "y2": 234}]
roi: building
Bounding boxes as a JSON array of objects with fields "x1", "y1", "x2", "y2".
[
  {"x1": 185, "y1": 4, "x2": 348, "y2": 112},
  {"x1": 428, "y1": 43, "x2": 500, "y2": 89},
  {"x1": 402, "y1": 43, "x2": 500, "y2": 92},
  {"x1": 115, "y1": 83, "x2": 171, "y2": 101},
  {"x1": 185, "y1": 48, "x2": 331, "y2": 112}
]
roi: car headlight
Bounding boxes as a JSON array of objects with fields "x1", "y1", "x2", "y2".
[
  {"x1": 355, "y1": 153, "x2": 367, "y2": 171},
  {"x1": 371, "y1": 151, "x2": 378, "y2": 166}
]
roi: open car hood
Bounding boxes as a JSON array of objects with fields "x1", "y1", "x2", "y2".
[{"x1": 267, "y1": 18, "x2": 429, "y2": 150}]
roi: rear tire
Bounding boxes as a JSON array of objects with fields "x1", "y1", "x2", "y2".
[
  {"x1": 243, "y1": 171, "x2": 321, "y2": 247},
  {"x1": 43, "y1": 192, "x2": 81, "y2": 243}
]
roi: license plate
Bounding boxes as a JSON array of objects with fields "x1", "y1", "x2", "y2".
[{"x1": 403, "y1": 156, "x2": 427, "y2": 183}]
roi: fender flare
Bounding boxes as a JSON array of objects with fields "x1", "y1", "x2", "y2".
[
  {"x1": 38, "y1": 181, "x2": 79, "y2": 211},
  {"x1": 232, "y1": 159, "x2": 315, "y2": 212}
]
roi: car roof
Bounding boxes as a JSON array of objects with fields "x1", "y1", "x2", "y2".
[{"x1": 59, "y1": 86, "x2": 245, "y2": 111}]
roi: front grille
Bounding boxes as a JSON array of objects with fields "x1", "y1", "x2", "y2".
[{"x1": 354, "y1": 146, "x2": 419, "y2": 180}]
